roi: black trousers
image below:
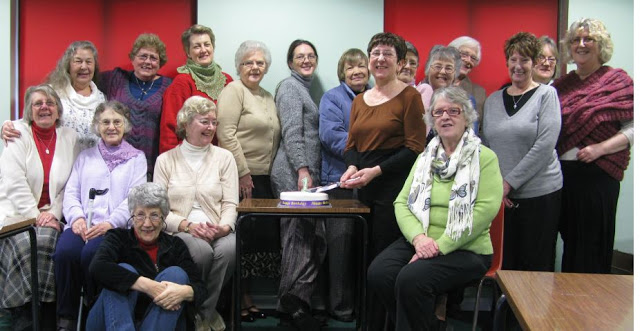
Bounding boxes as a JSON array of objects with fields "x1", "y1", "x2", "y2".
[
  {"x1": 560, "y1": 161, "x2": 619, "y2": 273},
  {"x1": 368, "y1": 239, "x2": 491, "y2": 331},
  {"x1": 503, "y1": 188, "x2": 562, "y2": 271}
]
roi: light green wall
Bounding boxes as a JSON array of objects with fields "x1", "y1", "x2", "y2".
[
  {"x1": 0, "y1": 1, "x2": 11, "y2": 155},
  {"x1": 565, "y1": 0, "x2": 634, "y2": 254}
]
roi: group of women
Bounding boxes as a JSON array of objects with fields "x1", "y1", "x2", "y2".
[{"x1": 0, "y1": 16, "x2": 633, "y2": 331}]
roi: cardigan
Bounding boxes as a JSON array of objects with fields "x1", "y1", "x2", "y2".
[
  {"x1": 153, "y1": 144, "x2": 239, "y2": 233},
  {"x1": 89, "y1": 228, "x2": 206, "y2": 319},
  {"x1": 58, "y1": 81, "x2": 106, "y2": 150},
  {"x1": 394, "y1": 145, "x2": 502, "y2": 255},
  {"x1": 216, "y1": 80, "x2": 280, "y2": 177},
  {"x1": 458, "y1": 77, "x2": 487, "y2": 131},
  {"x1": 482, "y1": 84, "x2": 563, "y2": 199},
  {"x1": 319, "y1": 82, "x2": 368, "y2": 184},
  {"x1": 270, "y1": 72, "x2": 321, "y2": 194},
  {"x1": 62, "y1": 142, "x2": 147, "y2": 230},
  {"x1": 159, "y1": 72, "x2": 233, "y2": 153},
  {"x1": 99, "y1": 68, "x2": 172, "y2": 179},
  {"x1": 0, "y1": 121, "x2": 79, "y2": 225}
]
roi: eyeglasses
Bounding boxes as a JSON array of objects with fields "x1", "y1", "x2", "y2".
[
  {"x1": 32, "y1": 101, "x2": 56, "y2": 108},
  {"x1": 459, "y1": 51, "x2": 479, "y2": 64},
  {"x1": 100, "y1": 119, "x2": 124, "y2": 128},
  {"x1": 430, "y1": 64, "x2": 455, "y2": 74},
  {"x1": 432, "y1": 107, "x2": 462, "y2": 117},
  {"x1": 537, "y1": 55, "x2": 557, "y2": 65},
  {"x1": 570, "y1": 36, "x2": 595, "y2": 46},
  {"x1": 130, "y1": 213, "x2": 163, "y2": 224},
  {"x1": 136, "y1": 54, "x2": 160, "y2": 63},
  {"x1": 405, "y1": 60, "x2": 418, "y2": 68},
  {"x1": 293, "y1": 54, "x2": 317, "y2": 62},
  {"x1": 241, "y1": 60, "x2": 266, "y2": 68},
  {"x1": 370, "y1": 51, "x2": 397, "y2": 59},
  {"x1": 197, "y1": 119, "x2": 218, "y2": 127}
]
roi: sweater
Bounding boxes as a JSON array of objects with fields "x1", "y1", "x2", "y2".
[
  {"x1": 482, "y1": 84, "x2": 562, "y2": 199},
  {"x1": 159, "y1": 72, "x2": 233, "y2": 153},
  {"x1": 319, "y1": 82, "x2": 367, "y2": 184},
  {"x1": 344, "y1": 86, "x2": 426, "y2": 175},
  {"x1": 153, "y1": 144, "x2": 239, "y2": 233},
  {"x1": 458, "y1": 77, "x2": 487, "y2": 131},
  {"x1": 394, "y1": 145, "x2": 502, "y2": 255},
  {"x1": 58, "y1": 81, "x2": 106, "y2": 150},
  {"x1": 89, "y1": 228, "x2": 206, "y2": 319},
  {"x1": 0, "y1": 121, "x2": 79, "y2": 225},
  {"x1": 99, "y1": 68, "x2": 172, "y2": 179},
  {"x1": 270, "y1": 71, "x2": 321, "y2": 194},
  {"x1": 63, "y1": 142, "x2": 147, "y2": 230},
  {"x1": 216, "y1": 80, "x2": 280, "y2": 177}
]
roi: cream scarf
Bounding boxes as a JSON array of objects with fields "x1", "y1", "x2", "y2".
[{"x1": 407, "y1": 127, "x2": 481, "y2": 241}]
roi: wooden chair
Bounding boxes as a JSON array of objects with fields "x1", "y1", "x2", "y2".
[{"x1": 471, "y1": 202, "x2": 505, "y2": 331}]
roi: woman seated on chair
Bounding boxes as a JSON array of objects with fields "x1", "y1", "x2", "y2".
[
  {"x1": 54, "y1": 100, "x2": 147, "y2": 329},
  {"x1": 87, "y1": 182, "x2": 206, "y2": 331},
  {"x1": 367, "y1": 86, "x2": 502, "y2": 331}
]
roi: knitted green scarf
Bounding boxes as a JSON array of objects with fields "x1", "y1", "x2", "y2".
[{"x1": 177, "y1": 59, "x2": 226, "y2": 100}]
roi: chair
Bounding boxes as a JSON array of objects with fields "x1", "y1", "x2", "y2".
[{"x1": 471, "y1": 202, "x2": 505, "y2": 331}]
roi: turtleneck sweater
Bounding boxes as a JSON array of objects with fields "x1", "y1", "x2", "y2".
[
  {"x1": 32, "y1": 123, "x2": 57, "y2": 208},
  {"x1": 180, "y1": 140, "x2": 211, "y2": 224}
]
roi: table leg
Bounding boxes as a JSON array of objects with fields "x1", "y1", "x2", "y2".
[{"x1": 28, "y1": 227, "x2": 39, "y2": 331}]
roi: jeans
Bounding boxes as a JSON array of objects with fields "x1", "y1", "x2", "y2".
[{"x1": 86, "y1": 263, "x2": 187, "y2": 331}]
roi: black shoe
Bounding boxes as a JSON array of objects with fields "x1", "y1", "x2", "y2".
[
  {"x1": 280, "y1": 294, "x2": 321, "y2": 331},
  {"x1": 246, "y1": 305, "x2": 267, "y2": 319},
  {"x1": 240, "y1": 309, "x2": 256, "y2": 323}
]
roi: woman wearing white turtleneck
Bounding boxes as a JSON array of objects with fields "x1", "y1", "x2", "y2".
[{"x1": 153, "y1": 96, "x2": 238, "y2": 331}]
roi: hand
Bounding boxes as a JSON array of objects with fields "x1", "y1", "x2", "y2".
[
  {"x1": 502, "y1": 180, "x2": 511, "y2": 199},
  {"x1": 36, "y1": 211, "x2": 57, "y2": 227},
  {"x1": 190, "y1": 223, "x2": 218, "y2": 242},
  {"x1": 342, "y1": 166, "x2": 382, "y2": 189},
  {"x1": 85, "y1": 222, "x2": 113, "y2": 240},
  {"x1": 412, "y1": 234, "x2": 439, "y2": 260},
  {"x1": 239, "y1": 174, "x2": 254, "y2": 199},
  {"x1": 503, "y1": 197, "x2": 517, "y2": 209},
  {"x1": 72, "y1": 218, "x2": 88, "y2": 241},
  {"x1": 154, "y1": 282, "x2": 190, "y2": 310},
  {"x1": 213, "y1": 224, "x2": 231, "y2": 239},
  {"x1": 133, "y1": 276, "x2": 166, "y2": 300},
  {"x1": 577, "y1": 144, "x2": 603, "y2": 163},
  {"x1": 340, "y1": 166, "x2": 358, "y2": 186},
  {"x1": 2, "y1": 121, "x2": 20, "y2": 145},
  {"x1": 297, "y1": 167, "x2": 312, "y2": 191}
]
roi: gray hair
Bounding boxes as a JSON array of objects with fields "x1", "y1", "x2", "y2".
[
  {"x1": 128, "y1": 182, "x2": 170, "y2": 217},
  {"x1": 46, "y1": 40, "x2": 100, "y2": 93},
  {"x1": 425, "y1": 86, "x2": 477, "y2": 130},
  {"x1": 129, "y1": 33, "x2": 168, "y2": 67},
  {"x1": 424, "y1": 45, "x2": 462, "y2": 84},
  {"x1": 91, "y1": 100, "x2": 133, "y2": 136},
  {"x1": 561, "y1": 17, "x2": 613, "y2": 65},
  {"x1": 539, "y1": 35, "x2": 560, "y2": 79},
  {"x1": 176, "y1": 96, "x2": 217, "y2": 140},
  {"x1": 448, "y1": 36, "x2": 482, "y2": 64},
  {"x1": 23, "y1": 84, "x2": 64, "y2": 128},
  {"x1": 234, "y1": 40, "x2": 272, "y2": 75},
  {"x1": 405, "y1": 40, "x2": 419, "y2": 62}
]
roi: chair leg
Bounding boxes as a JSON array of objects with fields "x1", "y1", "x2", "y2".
[
  {"x1": 471, "y1": 278, "x2": 486, "y2": 331},
  {"x1": 492, "y1": 294, "x2": 508, "y2": 331}
]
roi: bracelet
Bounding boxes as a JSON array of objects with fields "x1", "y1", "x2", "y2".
[{"x1": 183, "y1": 222, "x2": 192, "y2": 233}]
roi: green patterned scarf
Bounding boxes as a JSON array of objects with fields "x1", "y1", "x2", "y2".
[{"x1": 177, "y1": 59, "x2": 226, "y2": 100}]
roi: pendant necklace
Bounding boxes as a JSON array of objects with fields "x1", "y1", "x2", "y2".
[
  {"x1": 35, "y1": 132, "x2": 55, "y2": 155},
  {"x1": 512, "y1": 94, "x2": 524, "y2": 109},
  {"x1": 135, "y1": 76, "x2": 156, "y2": 100}
]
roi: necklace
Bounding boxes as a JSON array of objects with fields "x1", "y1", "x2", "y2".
[
  {"x1": 135, "y1": 76, "x2": 156, "y2": 100},
  {"x1": 512, "y1": 94, "x2": 525, "y2": 109},
  {"x1": 34, "y1": 131, "x2": 55, "y2": 155}
]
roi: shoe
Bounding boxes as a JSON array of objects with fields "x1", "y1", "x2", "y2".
[
  {"x1": 280, "y1": 294, "x2": 321, "y2": 331},
  {"x1": 246, "y1": 305, "x2": 267, "y2": 319},
  {"x1": 240, "y1": 308, "x2": 256, "y2": 323}
]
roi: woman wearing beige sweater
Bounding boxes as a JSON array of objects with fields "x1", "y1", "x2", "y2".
[{"x1": 154, "y1": 96, "x2": 239, "y2": 331}]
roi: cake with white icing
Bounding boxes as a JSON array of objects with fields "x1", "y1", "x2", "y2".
[{"x1": 279, "y1": 191, "x2": 330, "y2": 207}]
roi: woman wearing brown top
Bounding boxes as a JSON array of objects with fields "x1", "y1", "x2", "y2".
[{"x1": 341, "y1": 32, "x2": 426, "y2": 259}]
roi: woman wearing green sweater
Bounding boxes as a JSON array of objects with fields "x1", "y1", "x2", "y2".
[{"x1": 367, "y1": 86, "x2": 502, "y2": 330}]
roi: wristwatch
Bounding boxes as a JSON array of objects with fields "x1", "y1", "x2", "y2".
[{"x1": 183, "y1": 222, "x2": 192, "y2": 233}]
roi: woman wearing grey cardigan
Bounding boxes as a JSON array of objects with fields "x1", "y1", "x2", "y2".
[
  {"x1": 482, "y1": 32, "x2": 562, "y2": 272},
  {"x1": 270, "y1": 39, "x2": 323, "y2": 331}
]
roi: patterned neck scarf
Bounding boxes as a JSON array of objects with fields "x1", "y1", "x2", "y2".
[
  {"x1": 177, "y1": 59, "x2": 226, "y2": 100},
  {"x1": 98, "y1": 139, "x2": 143, "y2": 172},
  {"x1": 407, "y1": 127, "x2": 481, "y2": 241}
]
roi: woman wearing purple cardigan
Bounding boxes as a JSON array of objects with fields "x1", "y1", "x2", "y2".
[
  {"x1": 53, "y1": 101, "x2": 146, "y2": 330},
  {"x1": 99, "y1": 33, "x2": 172, "y2": 181}
]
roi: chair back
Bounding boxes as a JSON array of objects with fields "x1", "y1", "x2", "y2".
[{"x1": 486, "y1": 203, "x2": 505, "y2": 277}]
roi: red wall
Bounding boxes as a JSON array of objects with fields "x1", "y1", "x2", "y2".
[
  {"x1": 385, "y1": 0, "x2": 558, "y2": 95},
  {"x1": 18, "y1": 0, "x2": 195, "y2": 115}
]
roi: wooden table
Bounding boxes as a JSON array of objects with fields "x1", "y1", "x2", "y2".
[
  {"x1": 494, "y1": 270, "x2": 633, "y2": 331},
  {"x1": 233, "y1": 199, "x2": 370, "y2": 330},
  {"x1": 0, "y1": 218, "x2": 39, "y2": 331}
]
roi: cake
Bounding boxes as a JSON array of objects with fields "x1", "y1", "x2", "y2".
[{"x1": 279, "y1": 191, "x2": 330, "y2": 208}]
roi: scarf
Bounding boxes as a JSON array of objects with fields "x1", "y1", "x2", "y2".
[
  {"x1": 177, "y1": 59, "x2": 227, "y2": 100},
  {"x1": 98, "y1": 139, "x2": 143, "y2": 172},
  {"x1": 553, "y1": 66, "x2": 634, "y2": 181},
  {"x1": 407, "y1": 127, "x2": 481, "y2": 241}
]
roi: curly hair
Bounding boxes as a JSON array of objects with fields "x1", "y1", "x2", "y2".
[
  {"x1": 175, "y1": 96, "x2": 217, "y2": 140},
  {"x1": 23, "y1": 85, "x2": 64, "y2": 128},
  {"x1": 91, "y1": 100, "x2": 133, "y2": 136},
  {"x1": 560, "y1": 18, "x2": 613, "y2": 64},
  {"x1": 504, "y1": 32, "x2": 541, "y2": 61},
  {"x1": 234, "y1": 40, "x2": 272, "y2": 75},
  {"x1": 46, "y1": 40, "x2": 99, "y2": 94},
  {"x1": 129, "y1": 33, "x2": 168, "y2": 67},
  {"x1": 425, "y1": 86, "x2": 477, "y2": 130},
  {"x1": 128, "y1": 182, "x2": 170, "y2": 217}
]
